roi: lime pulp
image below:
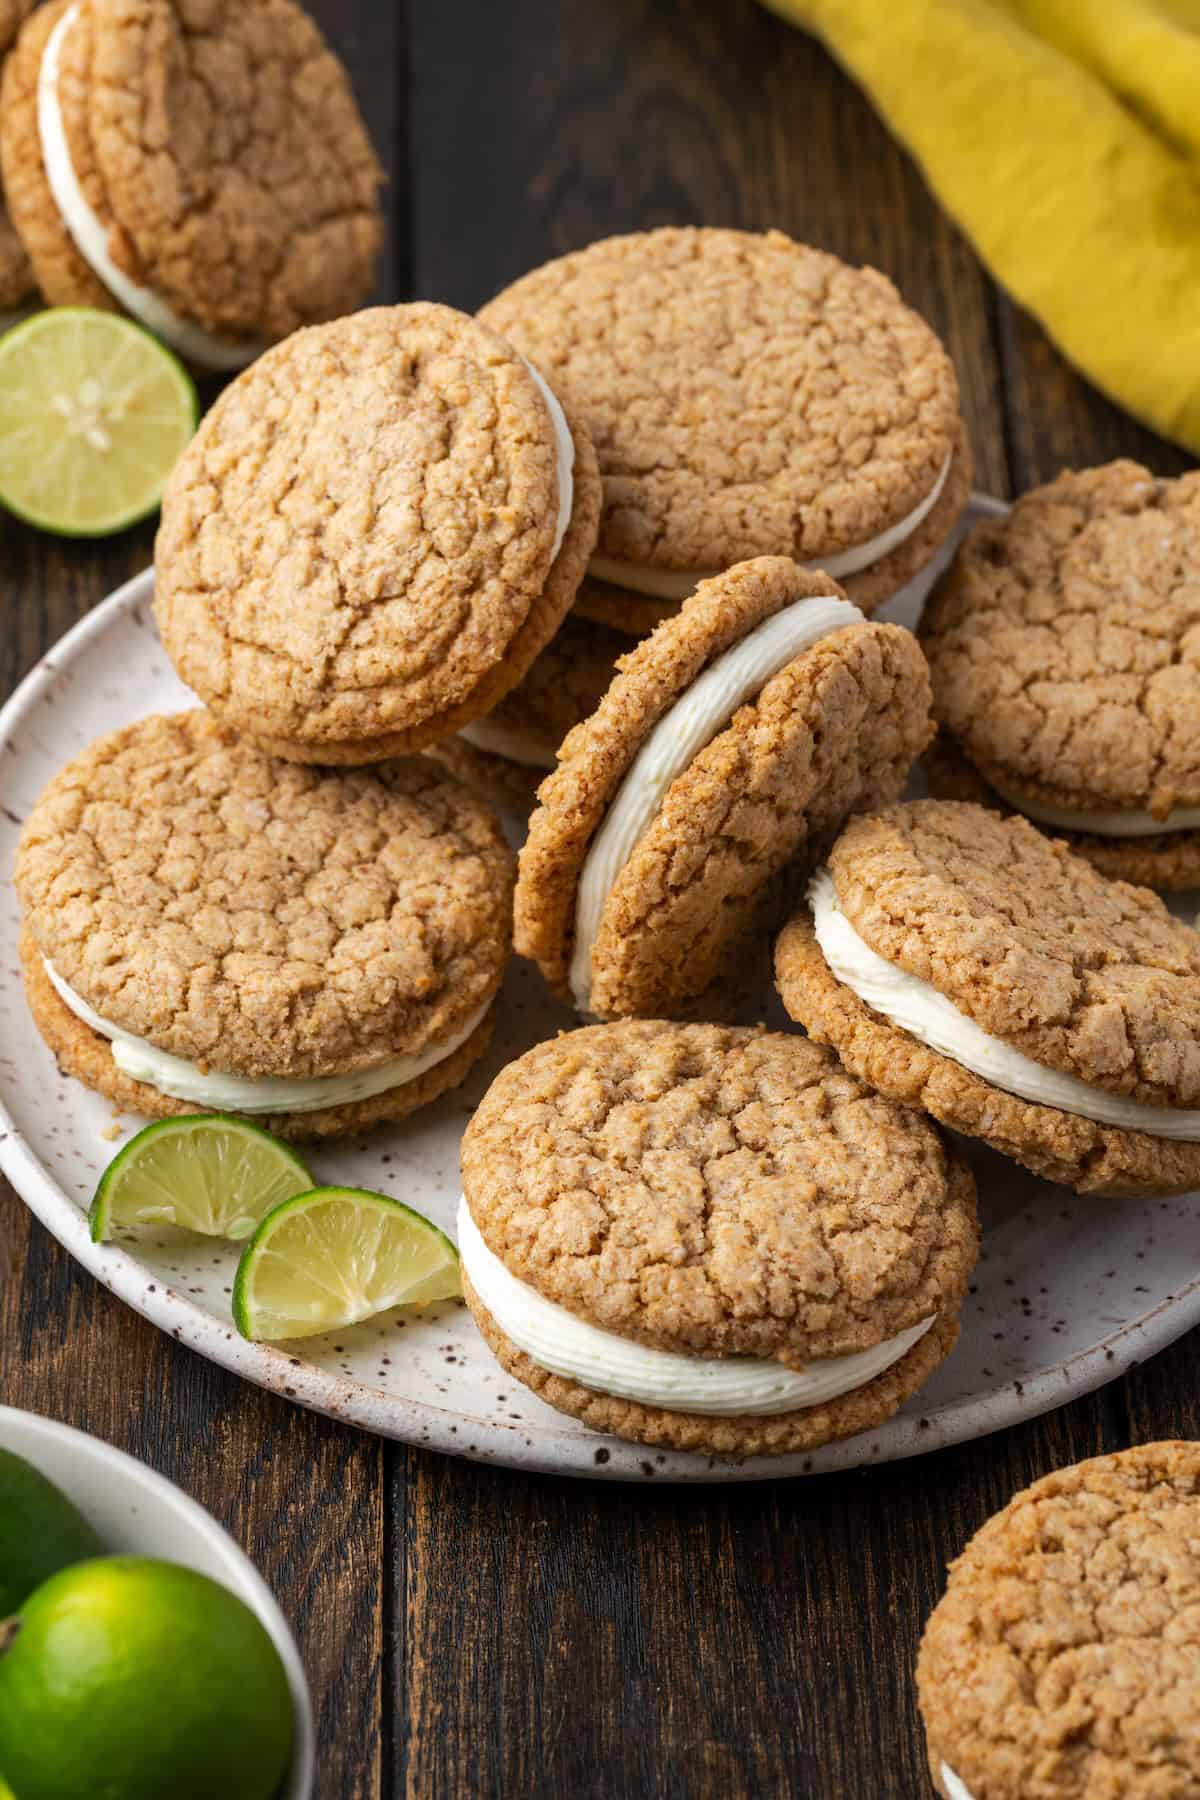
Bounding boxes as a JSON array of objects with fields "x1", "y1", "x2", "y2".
[{"x1": 90, "y1": 1115, "x2": 314, "y2": 1243}]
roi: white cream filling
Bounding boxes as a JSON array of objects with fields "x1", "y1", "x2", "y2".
[
  {"x1": 522, "y1": 362, "x2": 574, "y2": 562},
  {"x1": 587, "y1": 453, "x2": 952, "y2": 600},
  {"x1": 985, "y1": 772, "x2": 1200, "y2": 840},
  {"x1": 809, "y1": 869, "x2": 1200, "y2": 1140},
  {"x1": 44, "y1": 959, "x2": 490, "y2": 1116},
  {"x1": 569, "y1": 593, "x2": 863, "y2": 1011},
  {"x1": 940, "y1": 1767, "x2": 974, "y2": 1800},
  {"x1": 38, "y1": 6, "x2": 261, "y2": 373},
  {"x1": 457, "y1": 716, "x2": 556, "y2": 768},
  {"x1": 457, "y1": 1197, "x2": 934, "y2": 1416}
]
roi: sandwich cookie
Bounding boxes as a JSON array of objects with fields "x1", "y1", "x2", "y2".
[
  {"x1": 14, "y1": 711, "x2": 515, "y2": 1140},
  {"x1": 154, "y1": 304, "x2": 602, "y2": 764},
  {"x1": 480, "y1": 227, "x2": 971, "y2": 634},
  {"x1": 459, "y1": 1022, "x2": 979, "y2": 1458},
  {"x1": 0, "y1": 0, "x2": 383, "y2": 368},
  {"x1": 0, "y1": 0, "x2": 36, "y2": 310},
  {"x1": 425, "y1": 614, "x2": 627, "y2": 812},
  {"x1": 920, "y1": 462, "x2": 1200, "y2": 891},
  {"x1": 917, "y1": 1442, "x2": 1200, "y2": 1799},
  {"x1": 775, "y1": 801, "x2": 1200, "y2": 1197},
  {"x1": 516, "y1": 556, "x2": 934, "y2": 1020}
]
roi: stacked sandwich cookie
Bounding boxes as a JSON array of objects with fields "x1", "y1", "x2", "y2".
[
  {"x1": 0, "y1": 0, "x2": 35, "y2": 312},
  {"x1": 920, "y1": 461, "x2": 1200, "y2": 890},
  {"x1": 458, "y1": 1022, "x2": 979, "y2": 1457},
  {"x1": 14, "y1": 713, "x2": 515, "y2": 1139},
  {"x1": 480, "y1": 226, "x2": 972, "y2": 635},
  {"x1": 0, "y1": 0, "x2": 383, "y2": 367},
  {"x1": 775, "y1": 801, "x2": 1200, "y2": 1197}
]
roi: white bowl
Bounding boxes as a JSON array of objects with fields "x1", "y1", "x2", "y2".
[{"x1": 0, "y1": 1406, "x2": 314, "y2": 1799}]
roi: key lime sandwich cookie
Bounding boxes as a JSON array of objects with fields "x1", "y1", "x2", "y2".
[
  {"x1": 516, "y1": 556, "x2": 934, "y2": 1020},
  {"x1": 0, "y1": 0, "x2": 36, "y2": 311},
  {"x1": 480, "y1": 226, "x2": 971, "y2": 636},
  {"x1": 920, "y1": 462, "x2": 1200, "y2": 891},
  {"x1": 14, "y1": 711, "x2": 514, "y2": 1139},
  {"x1": 458, "y1": 1021, "x2": 978, "y2": 1458},
  {"x1": 154, "y1": 303, "x2": 602, "y2": 764},
  {"x1": 917, "y1": 1441, "x2": 1200, "y2": 1799},
  {"x1": 0, "y1": 0, "x2": 383, "y2": 368},
  {"x1": 775, "y1": 800, "x2": 1200, "y2": 1198}
]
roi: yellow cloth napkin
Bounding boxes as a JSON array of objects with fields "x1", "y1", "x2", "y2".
[{"x1": 763, "y1": 0, "x2": 1200, "y2": 454}]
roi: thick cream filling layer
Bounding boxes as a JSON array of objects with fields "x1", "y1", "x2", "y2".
[
  {"x1": 985, "y1": 771, "x2": 1200, "y2": 840},
  {"x1": 458, "y1": 1197, "x2": 934, "y2": 1416},
  {"x1": 38, "y1": 6, "x2": 262, "y2": 372},
  {"x1": 569, "y1": 594, "x2": 863, "y2": 1011},
  {"x1": 587, "y1": 453, "x2": 952, "y2": 600},
  {"x1": 522, "y1": 361, "x2": 574, "y2": 562},
  {"x1": 809, "y1": 869, "x2": 1200, "y2": 1140},
  {"x1": 457, "y1": 716, "x2": 556, "y2": 767},
  {"x1": 44, "y1": 959, "x2": 490, "y2": 1116},
  {"x1": 940, "y1": 1766, "x2": 974, "y2": 1800}
]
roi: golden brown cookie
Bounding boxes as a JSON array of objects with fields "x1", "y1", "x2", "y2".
[
  {"x1": 480, "y1": 227, "x2": 969, "y2": 620},
  {"x1": 774, "y1": 800, "x2": 1200, "y2": 1197},
  {"x1": 0, "y1": 0, "x2": 36, "y2": 308},
  {"x1": 917, "y1": 1442, "x2": 1200, "y2": 1799},
  {"x1": 920, "y1": 463, "x2": 1200, "y2": 890},
  {"x1": 14, "y1": 712, "x2": 514, "y2": 1138},
  {"x1": 459, "y1": 1021, "x2": 978, "y2": 1457},
  {"x1": 516, "y1": 556, "x2": 934, "y2": 1019},
  {"x1": 154, "y1": 304, "x2": 603, "y2": 763}
]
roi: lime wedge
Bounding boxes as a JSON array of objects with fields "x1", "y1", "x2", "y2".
[
  {"x1": 232, "y1": 1187, "x2": 462, "y2": 1342},
  {"x1": 90, "y1": 1116, "x2": 314, "y2": 1244},
  {"x1": 0, "y1": 307, "x2": 197, "y2": 536}
]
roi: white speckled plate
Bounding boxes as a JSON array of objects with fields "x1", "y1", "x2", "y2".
[{"x1": 2, "y1": 504, "x2": 1199, "y2": 1483}]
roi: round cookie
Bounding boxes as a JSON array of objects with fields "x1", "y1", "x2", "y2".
[
  {"x1": 154, "y1": 304, "x2": 603, "y2": 763},
  {"x1": 14, "y1": 711, "x2": 514, "y2": 1139},
  {"x1": 458, "y1": 1021, "x2": 979, "y2": 1458},
  {"x1": 774, "y1": 800, "x2": 1200, "y2": 1197},
  {"x1": 480, "y1": 227, "x2": 971, "y2": 622},
  {"x1": 917, "y1": 1442, "x2": 1200, "y2": 1799},
  {"x1": 0, "y1": 0, "x2": 37, "y2": 309},
  {"x1": 0, "y1": 2, "x2": 81, "y2": 309},
  {"x1": 516, "y1": 555, "x2": 934, "y2": 1020},
  {"x1": 920, "y1": 462, "x2": 1200, "y2": 890}
]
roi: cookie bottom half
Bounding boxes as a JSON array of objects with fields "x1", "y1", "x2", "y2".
[
  {"x1": 421, "y1": 738, "x2": 544, "y2": 814},
  {"x1": 21, "y1": 932, "x2": 495, "y2": 1142},
  {"x1": 463, "y1": 1271, "x2": 962, "y2": 1460},
  {"x1": 774, "y1": 913, "x2": 1200, "y2": 1199}
]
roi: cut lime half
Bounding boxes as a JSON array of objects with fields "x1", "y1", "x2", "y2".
[
  {"x1": 0, "y1": 307, "x2": 197, "y2": 536},
  {"x1": 90, "y1": 1116, "x2": 314, "y2": 1244},
  {"x1": 232, "y1": 1187, "x2": 462, "y2": 1342}
]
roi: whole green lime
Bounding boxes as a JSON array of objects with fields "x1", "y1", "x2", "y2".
[
  {"x1": 0, "y1": 1556, "x2": 293, "y2": 1800},
  {"x1": 0, "y1": 1448, "x2": 103, "y2": 1616}
]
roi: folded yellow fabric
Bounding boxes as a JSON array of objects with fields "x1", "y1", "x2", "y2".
[{"x1": 764, "y1": 0, "x2": 1200, "y2": 454}]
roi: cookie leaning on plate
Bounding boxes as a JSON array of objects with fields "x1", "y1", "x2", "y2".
[
  {"x1": 0, "y1": 0, "x2": 383, "y2": 368},
  {"x1": 480, "y1": 226, "x2": 971, "y2": 634},
  {"x1": 517, "y1": 556, "x2": 934, "y2": 1020},
  {"x1": 459, "y1": 1022, "x2": 979, "y2": 1458},
  {"x1": 920, "y1": 462, "x2": 1200, "y2": 890},
  {"x1": 774, "y1": 801, "x2": 1200, "y2": 1197},
  {"x1": 14, "y1": 712, "x2": 514, "y2": 1140},
  {"x1": 917, "y1": 1442, "x2": 1200, "y2": 1799},
  {"x1": 154, "y1": 304, "x2": 602, "y2": 764}
]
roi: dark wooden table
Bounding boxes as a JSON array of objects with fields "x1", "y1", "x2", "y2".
[{"x1": 3, "y1": 5, "x2": 1198, "y2": 1795}]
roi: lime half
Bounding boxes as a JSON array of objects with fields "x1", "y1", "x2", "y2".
[
  {"x1": 90, "y1": 1116, "x2": 314, "y2": 1244},
  {"x1": 233, "y1": 1187, "x2": 462, "y2": 1342},
  {"x1": 0, "y1": 307, "x2": 197, "y2": 536}
]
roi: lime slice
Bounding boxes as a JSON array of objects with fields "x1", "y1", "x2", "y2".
[
  {"x1": 0, "y1": 307, "x2": 197, "y2": 536},
  {"x1": 90, "y1": 1116, "x2": 314, "y2": 1244},
  {"x1": 232, "y1": 1187, "x2": 462, "y2": 1342}
]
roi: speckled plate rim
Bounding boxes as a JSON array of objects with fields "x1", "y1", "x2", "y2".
[{"x1": 2, "y1": 554, "x2": 1200, "y2": 1485}]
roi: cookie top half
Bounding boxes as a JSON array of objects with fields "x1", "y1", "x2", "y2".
[
  {"x1": 479, "y1": 227, "x2": 962, "y2": 575},
  {"x1": 15, "y1": 711, "x2": 515, "y2": 1079},
  {"x1": 825, "y1": 801, "x2": 1200, "y2": 1106},
  {"x1": 155, "y1": 304, "x2": 602, "y2": 760},
  {"x1": 461, "y1": 1022, "x2": 978, "y2": 1361},
  {"x1": 921, "y1": 462, "x2": 1200, "y2": 819},
  {"x1": 918, "y1": 1442, "x2": 1200, "y2": 1800}
]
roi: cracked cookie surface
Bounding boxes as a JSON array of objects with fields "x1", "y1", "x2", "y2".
[
  {"x1": 823, "y1": 802, "x2": 1200, "y2": 1106},
  {"x1": 15, "y1": 710, "x2": 515, "y2": 1079},
  {"x1": 921, "y1": 462, "x2": 1200, "y2": 817},
  {"x1": 461, "y1": 1022, "x2": 979, "y2": 1360},
  {"x1": 480, "y1": 226, "x2": 962, "y2": 573},
  {"x1": 918, "y1": 1442, "x2": 1200, "y2": 1799}
]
